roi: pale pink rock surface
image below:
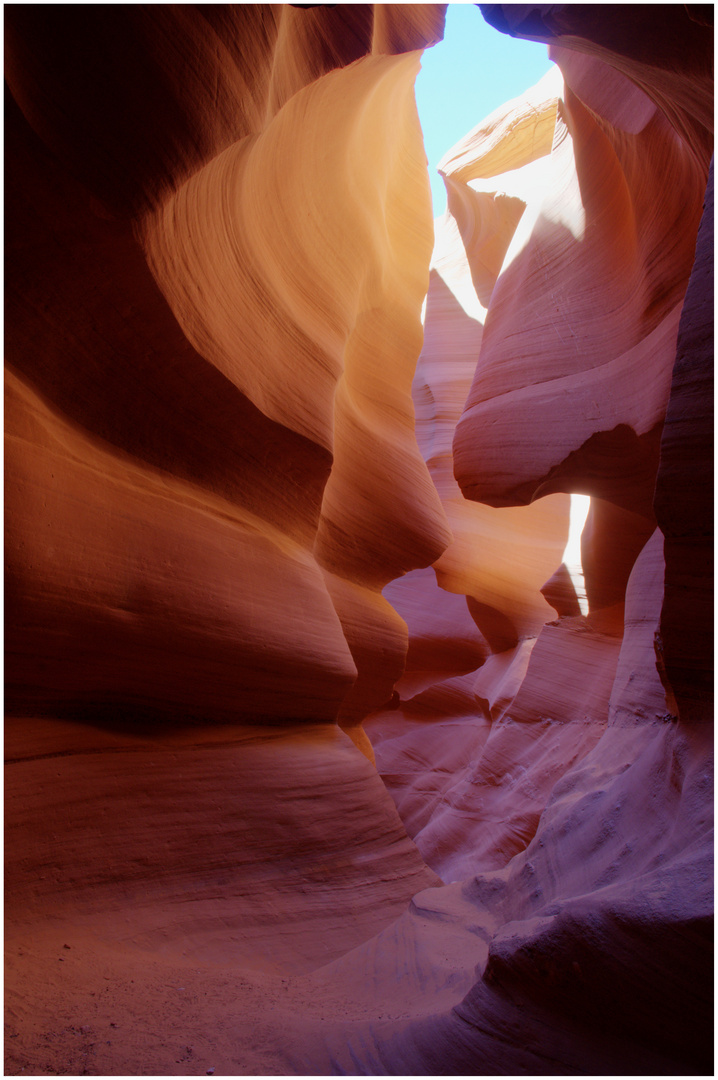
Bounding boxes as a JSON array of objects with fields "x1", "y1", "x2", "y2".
[
  {"x1": 540, "y1": 561, "x2": 581, "y2": 617},
  {"x1": 6, "y1": 718, "x2": 439, "y2": 974},
  {"x1": 358, "y1": 7, "x2": 712, "y2": 1075},
  {"x1": 382, "y1": 567, "x2": 488, "y2": 700}
]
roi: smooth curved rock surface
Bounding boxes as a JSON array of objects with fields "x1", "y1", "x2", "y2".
[
  {"x1": 6, "y1": 8, "x2": 451, "y2": 1069},
  {"x1": 5, "y1": 719, "x2": 439, "y2": 973},
  {"x1": 654, "y1": 158, "x2": 714, "y2": 722},
  {"x1": 450, "y1": 59, "x2": 706, "y2": 516},
  {"x1": 382, "y1": 567, "x2": 488, "y2": 700},
  {"x1": 4, "y1": 4, "x2": 713, "y2": 1077},
  {"x1": 414, "y1": 191, "x2": 571, "y2": 648},
  {"x1": 5, "y1": 9, "x2": 450, "y2": 742},
  {"x1": 5, "y1": 366, "x2": 358, "y2": 723},
  {"x1": 361, "y1": 5, "x2": 712, "y2": 1075}
]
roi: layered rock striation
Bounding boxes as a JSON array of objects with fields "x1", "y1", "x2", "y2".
[
  {"x1": 5, "y1": 6, "x2": 450, "y2": 1064},
  {"x1": 5, "y1": 4, "x2": 713, "y2": 1076}
]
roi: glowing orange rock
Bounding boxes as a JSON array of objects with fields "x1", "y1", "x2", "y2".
[
  {"x1": 3, "y1": 3, "x2": 713, "y2": 1076},
  {"x1": 450, "y1": 61, "x2": 706, "y2": 518}
]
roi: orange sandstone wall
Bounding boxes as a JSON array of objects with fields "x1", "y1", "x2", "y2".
[
  {"x1": 5, "y1": 5, "x2": 449, "y2": 738},
  {"x1": 4, "y1": 4, "x2": 713, "y2": 1077},
  {"x1": 5, "y1": 6, "x2": 450, "y2": 1065}
]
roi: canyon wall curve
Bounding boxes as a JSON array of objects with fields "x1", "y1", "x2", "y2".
[{"x1": 5, "y1": 4, "x2": 713, "y2": 1076}]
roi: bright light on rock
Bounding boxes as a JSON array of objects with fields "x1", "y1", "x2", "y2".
[{"x1": 563, "y1": 493, "x2": 591, "y2": 615}]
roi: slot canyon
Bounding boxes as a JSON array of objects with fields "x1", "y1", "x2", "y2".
[{"x1": 4, "y1": 4, "x2": 713, "y2": 1076}]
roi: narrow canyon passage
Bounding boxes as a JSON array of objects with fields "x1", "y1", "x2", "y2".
[{"x1": 4, "y1": 5, "x2": 713, "y2": 1077}]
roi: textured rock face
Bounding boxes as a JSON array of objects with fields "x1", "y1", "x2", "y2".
[
  {"x1": 5, "y1": 4, "x2": 713, "y2": 1077},
  {"x1": 5, "y1": 5, "x2": 450, "y2": 736},
  {"x1": 449, "y1": 58, "x2": 704, "y2": 516},
  {"x1": 5, "y1": 6, "x2": 449, "y2": 1068}
]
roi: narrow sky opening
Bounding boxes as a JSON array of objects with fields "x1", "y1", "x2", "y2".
[
  {"x1": 563, "y1": 494, "x2": 591, "y2": 616},
  {"x1": 416, "y1": 3, "x2": 555, "y2": 217},
  {"x1": 415, "y1": 8, "x2": 585, "y2": 611}
]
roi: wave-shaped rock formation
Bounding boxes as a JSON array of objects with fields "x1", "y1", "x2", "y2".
[{"x1": 5, "y1": 4, "x2": 713, "y2": 1075}]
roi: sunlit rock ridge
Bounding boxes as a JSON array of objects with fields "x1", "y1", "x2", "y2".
[{"x1": 5, "y1": 4, "x2": 712, "y2": 1076}]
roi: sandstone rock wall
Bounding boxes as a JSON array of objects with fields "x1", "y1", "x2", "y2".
[
  {"x1": 5, "y1": 4, "x2": 449, "y2": 740},
  {"x1": 363, "y1": 6, "x2": 713, "y2": 1074},
  {"x1": 5, "y1": 4, "x2": 713, "y2": 1076},
  {"x1": 5, "y1": 3, "x2": 450, "y2": 1061}
]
